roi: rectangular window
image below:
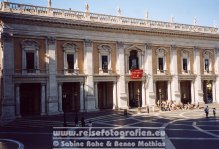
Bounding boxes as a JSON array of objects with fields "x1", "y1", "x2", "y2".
[
  {"x1": 26, "y1": 52, "x2": 35, "y2": 73},
  {"x1": 158, "y1": 58, "x2": 164, "y2": 72},
  {"x1": 205, "y1": 59, "x2": 209, "y2": 72},
  {"x1": 129, "y1": 57, "x2": 139, "y2": 70},
  {"x1": 67, "y1": 54, "x2": 74, "y2": 73},
  {"x1": 183, "y1": 58, "x2": 188, "y2": 72},
  {"x1": 102, "y1": 55, "x2": 108, "y2": 73}
]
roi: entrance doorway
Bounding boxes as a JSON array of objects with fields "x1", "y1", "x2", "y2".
[
  {"x1": 156, "y1": 81, "x2": 168, "y2": 106},
  {"x1": 128, "y1": 81, "x2": 142, "y2": 108},
  {"x1": 62, "y1": 82, "x2": 80, "y2": 112},
  {"x1": 20, "y1": 83, "x2": 41, "y2": 116},
  {"x1": 98, "y1": 82, "x2": 113, "y2": 109},
  {"x1": 203, "y1": 80, "x2": 213, "y2": 103},
  {"x1": 180, "y1": 81, "x2": 191, "y2": 104}
]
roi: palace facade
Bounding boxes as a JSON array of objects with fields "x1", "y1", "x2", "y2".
[{"x1": 0, "y1": 1, "x2": 219, "y2": 120}]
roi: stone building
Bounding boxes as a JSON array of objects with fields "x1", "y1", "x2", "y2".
[{"x1": 0, "y1": 1, "x2": 219, "y2": 120}]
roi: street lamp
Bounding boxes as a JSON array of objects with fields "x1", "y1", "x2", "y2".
[
  {"x1": 63, "y1": 93, "x2": 67, "y2": 127},
  {"x1": 137, "y1": 89, "x2": 141, "y2": 113}
]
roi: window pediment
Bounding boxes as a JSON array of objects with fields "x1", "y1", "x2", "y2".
[
  {"x1": 21, "y1": 39, "x2": 39, "y2": 50},
  {"x1": 63, "y1": 43, "x2": 78, "y2": 53},
  {"x1": 98, "y1": 44, "x2": 111, "y2": 54},
  {"x1": 181, "y1": 49, "x2": 190, "y2": 57},
  {"x1": 156, "y1": 48, "x2": 166, "y2": 56}
]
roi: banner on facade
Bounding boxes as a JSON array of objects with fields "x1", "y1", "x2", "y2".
[{"x1": 131, "y1": 69, "x2": 143, "y2": 79}]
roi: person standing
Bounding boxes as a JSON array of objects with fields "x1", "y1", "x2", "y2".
[
  {"x1": 204, "y1": 106, "x2": 209, "y2": 118},
  {"x1": 213, "y1": 108, "x2": 216, "y2": 118}
]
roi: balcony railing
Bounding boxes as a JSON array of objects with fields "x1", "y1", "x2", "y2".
[{"x1": 1, "y1": 1, "x2": 218, "y2": 34}]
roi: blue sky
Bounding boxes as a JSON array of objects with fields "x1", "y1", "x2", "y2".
[{"x1": 3, "y1": 0, "x2": 219, "y2": 27}]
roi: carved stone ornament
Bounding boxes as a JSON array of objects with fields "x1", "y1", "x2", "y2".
[
  {"x1": 145, "y1": 43, "x2": 152, "y2": 49},
  {"x1": 47, "y1": 36, "x2": 56, "y2": 45},
  {"x1": 171, "y1": 45, "x2": 176, "y2": 50},
  {"x1": 84, "y1": 39, "x2": 92, "y2": 47},
  {"x1": 1, "y1": 32, "x2": 13, "y2": 42},
  {"x1": 117, "y1": 41, "x2": 124, "y2": 49}
]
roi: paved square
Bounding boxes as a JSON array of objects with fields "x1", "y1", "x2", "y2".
[{"x1": 0, "y1": 106, "x2": 219, "y2": 149}]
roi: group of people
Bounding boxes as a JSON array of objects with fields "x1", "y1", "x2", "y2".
[
  {"x1": 158, "y1": 100, "x2": 200, "y2": 111},
  {"x1": 204, "y1": 106, "x2": 216, "y2": 118}
]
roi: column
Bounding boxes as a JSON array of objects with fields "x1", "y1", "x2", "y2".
[
  {"x1": 113, "y1": 81, "x2": 118, "y2": 109},
  {"x1": 194, "y1": 47, "x2": 203, "y2": 103},
  {"x1": 58, "y1": 83, "x2": 63, "y2": 112},
  {"x1": 145, "y1": 43, "x2": 155, "y2": 106},
  {"x1": 117, "y1": 42, "x2": 128, "y2": 109},
  {"x1": 94, "y1": 82, "x2": 98, "y2": 109},
  {"x1": 47, "y1": 36, "x2": 59, "y2": 114},
  {"x1": 84, "y1": 40, "x2": 96, "y2": 111},
  {"x1": 167, "y1": 81, "x2": 172, "y2": 102},
  {"x1": 1, "y1": 32, "x2": 16, "y2": 120},
  {"x1": 41, "y1": 83, "x2": 46, "y2": 115},
  {"x1": 212, "y1": 81, "x2": 216, "y2": 103},
  {"x1": 191, "y1": 80, "x2": 196, "y2": 104},
  {"x1": 215, "y1": 48, "x2": 219, "y2": 103},
  {"x1": 80, "y1": 82, "x2": 85, "y2": 111},
  {"x1": 170, "y1": 45, "x2": 181, "y2": 104},
  {"x1": 35, "y1": 50, "x2": 40, "y2": 73},
  {"x1": 141, "y1": 81, "x2": 146, "y2": 107},
  {"x1": 15, "y1": 84, "x2": 20, "y2": 117}
]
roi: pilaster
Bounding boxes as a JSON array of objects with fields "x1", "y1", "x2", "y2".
[
  {"x1": 170, "y1": 45, "x2": 180, "y2": 104},
  {"x1": 194, "y1": 47, "x2": 203, "y2": 103},
  {"x1": 145, "y1": 43, "x2": 155, "y2": 106},
  {"x1": 47, "y1": 36, "x2": 59, "y2": 114},
  {"x1": 117, "y1": 42, "x2": 128, "y2": 109},
  {"x1": 1, "y1": 32, "x2": 16, "y2": 121},
  {"x1": 84, "y1": 39, "x2": 96, "y2": 111}
]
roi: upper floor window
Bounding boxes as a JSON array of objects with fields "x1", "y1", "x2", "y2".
[
  {"x1": 156, "y1": 48, "x2": 166, "y2": 74},
  {"x1": 181, "y1": 49, "x2": 190, "y2": 74},
  {"x1": 183, "y1": 58, "x2": 188, "y2": 71},
  {"x1": 203, "y1": 50, "x2": 212, "y2": 74},
  {"x1": 204, "y1": 59, "x2": 209, "y2": 72},
  {"x1": 21, "y1": 39, "x2": 39, "y2": 74},
  {"x1": 26, "y1": 52, "x2": 35, "y2": 71},
  {"x1": 98, "y1": 44, "x2": 111, "y2": 74},
  {"x1": 63, "y1": 43, "x2": 79, "y2": 74},
  {"x1": 158, "y1": 57, "x2": 164, "y2": 71},
  {"x1": 129, "y1": 50, "x2": 139, "y2": 70}
]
